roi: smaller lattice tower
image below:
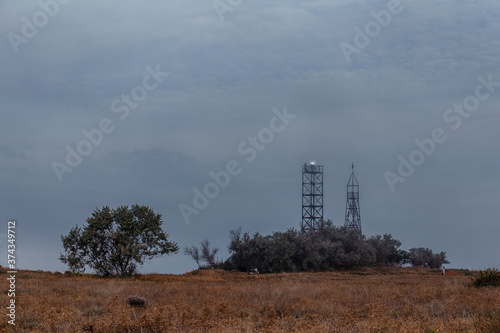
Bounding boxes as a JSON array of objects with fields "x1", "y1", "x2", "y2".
[
  {"x1": 301, "y1": 162, "x2": 323, "y2": 233},
  {"x1": 345, "y1": 163, "x2": 361, "y2": 233}
]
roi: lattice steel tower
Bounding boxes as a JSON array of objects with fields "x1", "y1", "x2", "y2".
[
  {"x1": 345, "y1": 163, "x2": 362, "y2": 232},
  {"x1": 302, "y1": 162, "x2": 323, "y2": 233}
]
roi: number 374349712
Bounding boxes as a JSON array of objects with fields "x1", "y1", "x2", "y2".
[{"x1": 7, "y1": 220, "x2": 16, "y2": 268}]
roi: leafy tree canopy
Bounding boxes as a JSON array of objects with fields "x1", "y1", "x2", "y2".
[
  {"x1": 59, "y1": 205, "x2": 179, "y2": 277},
  {"x1": 408, "y1": 247, "x2": 450, "y2": 269}
]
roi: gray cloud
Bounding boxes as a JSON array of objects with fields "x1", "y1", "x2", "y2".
[{"x1": 1, "y1": 0, "x2": 499, "y2": 273}]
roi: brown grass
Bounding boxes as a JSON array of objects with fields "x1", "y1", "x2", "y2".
[{"x1": 1, "y1": 267, "x2": 499, "y2": 332}]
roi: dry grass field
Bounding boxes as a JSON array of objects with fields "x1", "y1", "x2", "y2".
[{"x1": 1, "y1": 267, "x2": 499, "y2": 332}]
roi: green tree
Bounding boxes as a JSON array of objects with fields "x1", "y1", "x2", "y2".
[
  {"x1": 265, "y1": 229, "x2": 299, "y2": 273},
  {"x1": 368, "y1": 234, "x2": 406, "y2": 266},
  {"x1": 59, "y1": 205, "x2": 179, "y2": 277},
  {"x1": 226, "y1": 228, "x2": 269, "y2": 272},
  {"x1": 408, "y1": 247, "x2": 450, "y2": 269}
]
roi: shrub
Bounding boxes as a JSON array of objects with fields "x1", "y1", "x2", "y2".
[{"x1": 473, "y1": 268, "x2": 500, "y2": 288}]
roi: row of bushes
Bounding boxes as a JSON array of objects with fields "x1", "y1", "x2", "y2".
[{"x1": 193, "y1": 220, "x2": 450, "y2": 273}]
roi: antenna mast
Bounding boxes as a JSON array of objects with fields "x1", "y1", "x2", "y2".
[{"x1": 345, "y1": 163, "x2": 362, "y2": 233}]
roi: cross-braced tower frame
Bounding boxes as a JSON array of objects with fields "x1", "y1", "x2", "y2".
[
  {"x1": 345, "y1": 163, "x2": 361, "y2": 232},
  {"x1": 302, "y1": 162, "x2": 323, "y2": 233}
]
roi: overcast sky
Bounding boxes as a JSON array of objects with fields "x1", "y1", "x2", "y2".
[{"x1": 1, "y1": 0, "x2": 499, "y2": 274}]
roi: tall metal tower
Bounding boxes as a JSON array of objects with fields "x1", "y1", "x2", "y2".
[
  {"x1": 345, "y1": 163, "x2": 362, "y2": 232},
  {"x1": 302, "y1": 162, "x2": 323, "y2": 233}
]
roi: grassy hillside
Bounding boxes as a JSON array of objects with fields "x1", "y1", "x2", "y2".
[{"x1": 1, "y1": 267, "x2": 499, "y2": 332}]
